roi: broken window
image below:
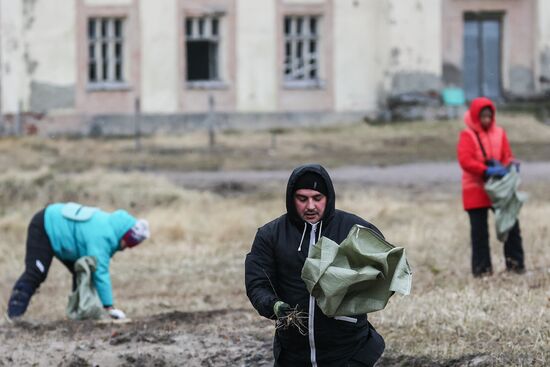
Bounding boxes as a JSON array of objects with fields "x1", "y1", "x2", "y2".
[
  {"x1": 88, "y1": 18, "x2": 125, "y2": 86},
  {"x1": 284, "y1": 16, "x2": 320, "y2": 85},
  {"x1": 185, "y1": 16, "x2": 220, "y2": 82}
]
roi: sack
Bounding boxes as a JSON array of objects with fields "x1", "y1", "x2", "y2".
[
  {"x1": 301, "y1": 224, "x2": 412, "y2": 316},
  {"x1": 484, "y1": 166, "x2": 528, "y2": 242},
  {"x1": 66, "y1": 256, "x2": 107, "y2": 320}
]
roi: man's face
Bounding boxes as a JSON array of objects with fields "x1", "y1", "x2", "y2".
[
  {"x1": 294, "y1": 188, "x2": 327, "y2": 224},
  {"x1": 479, "y1": 108, "x2": 493, "y2": 130}
]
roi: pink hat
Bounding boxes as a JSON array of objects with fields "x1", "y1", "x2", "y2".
[{"x1": 123, "y1": 219, "x2": 150, "y2": 248}]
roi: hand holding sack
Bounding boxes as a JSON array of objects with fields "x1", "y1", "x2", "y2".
[{"x1": 485, "y1": 165, "x2": 508, "y2": 179}]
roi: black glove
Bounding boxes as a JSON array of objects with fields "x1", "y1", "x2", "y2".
[{"x1": 273, "y1": 301, "x2": 292, "y2": 318}]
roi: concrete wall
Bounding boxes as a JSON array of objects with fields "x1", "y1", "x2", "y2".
[
  {"x1": 386, "y1": 0, "x2": 442, "y2": 94},
  {"x1": 1, "y1": 0, "x2": 25, "y2": 114},
  {"x1": 2, "y1": 0, "x2": 547, "y2": 132},
  {"x1": 140, "y1": 0, "x2": 179, "y2": 113},
  {"x1": 537, "y1": 0, "x2": 550, "y2": 89},
  {"x1": 26, "y1": 0, "x2": 76, "y2": 112},
  {"x1": 236, "y1": 0, "x2": 277, "y2": 112},
  {"x1": 85, "y1": 0, "x2": 133, "y2": 5},
  {"x1": 333, "y1": 0, "x2": 387, "y2": 111}
]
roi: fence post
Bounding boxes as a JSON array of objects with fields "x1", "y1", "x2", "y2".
[
  {"x1": 207, "y1": 94, "x2": 216, "y2": 149},
  {"x1": 134, "y1": 97, "x2": 141, "y2": 151},
  {"x1": 15, "y1": 100, "x2": 22, "y2": 136}
]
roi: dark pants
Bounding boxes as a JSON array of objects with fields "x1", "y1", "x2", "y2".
[
  {"x1": 467, "y1": 208, "x2": 525, "y2": 276},
  {"x1": 7, "y1": 209, "x2": 76, "y2": 318},
  {"x1": 273, "y1": 324, "x2": 384, "y2": 367}
]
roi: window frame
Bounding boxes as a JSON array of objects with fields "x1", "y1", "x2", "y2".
[
  {"x1": 86, "y1": 16, "x2": 130, "y2": 91},
  {"x1": 184, "y1": 14, "x2": 226, "y2": 89},
  {"x1": 283, "y1": 14, "x2": 324, "y2": 89}
]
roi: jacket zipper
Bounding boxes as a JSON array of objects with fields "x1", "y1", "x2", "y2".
[
  {"x1": 308, "y1": 223, "x2": 318, "y2": 367},
  {"x1": 308, "y1": 295, "x2": 317, "y2": 366}
]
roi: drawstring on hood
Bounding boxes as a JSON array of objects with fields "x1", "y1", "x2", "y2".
[
  {"x1": 298, "y1": 224, "x2": 307, "y2": 252},
  {"x1": 297, "y1": 220, "x2": 324, "y2": 252}
]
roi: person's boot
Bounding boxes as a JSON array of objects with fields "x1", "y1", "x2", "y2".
[{"x1": 7, "y1": 281, "x2": 35, "y2": 319}]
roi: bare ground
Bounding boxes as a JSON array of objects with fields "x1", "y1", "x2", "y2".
[{"x1": 0, "y1": 309, "x2": 519, "y2": 367}]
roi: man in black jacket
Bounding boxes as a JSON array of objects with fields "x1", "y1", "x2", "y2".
[{"x1": 245, "y1": 164, "x2": 385, "y2": 367}]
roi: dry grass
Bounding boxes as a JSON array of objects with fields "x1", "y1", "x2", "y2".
[
  {"x1": 0, "y1": 113, "x2": 549, "y2": 173},
  {"x1": 0, "y1": 116, "x2": 549, "y2": 365}
]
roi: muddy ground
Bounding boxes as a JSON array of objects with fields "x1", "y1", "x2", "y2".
[{"x1": 0, "y1": 309, "x2": 499, "y2": 367}]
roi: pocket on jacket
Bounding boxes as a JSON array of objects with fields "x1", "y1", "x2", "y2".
[
  {"x1": 334, "y1": 316, "x2": 358, "y2": 324},
  {"x1": 348, "y1": 325, "x2": 385, "y2": 367}
]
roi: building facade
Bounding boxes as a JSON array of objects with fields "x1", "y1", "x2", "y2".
[{"x1": 0, "y1": 0, "x2": 548, "y2": 134}]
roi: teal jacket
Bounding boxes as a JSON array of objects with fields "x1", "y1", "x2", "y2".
[{"x1": 44, "y1": 203, "x2": 136, "y2": 307}]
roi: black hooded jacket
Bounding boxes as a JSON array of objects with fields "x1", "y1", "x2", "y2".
[{"x1": 245, "y1": 164, "x2": 385, "y2": 366}]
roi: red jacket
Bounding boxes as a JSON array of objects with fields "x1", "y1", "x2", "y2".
[{"x1": 457, "y1": 97, "x2": 514, "y2": 210}]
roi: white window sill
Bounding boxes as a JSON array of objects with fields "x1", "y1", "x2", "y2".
[
  {"x1": 186, "y1": 81, "x2": 228, "y2": 90},
  {"x1": 86, "y1": 83, "x2": 132, "y2": 92},
  {"x1": 283, "y1": 79, "x2": 325, "y2": 90}
]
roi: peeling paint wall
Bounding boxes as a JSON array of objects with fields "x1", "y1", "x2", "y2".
[
  {"x1": 509, "y1": 66, "x2": 534, "y2": 95},
  {"x1": 3, "y1": 0, "x2": 548, "y2": 126},
  {"x1": 538, "y1": 0, "x2": 550, "y2": 87},
  {"x1": 283, "y1": 0, "x2": 323, "y2": 4},
  {"x1": 334, "y1": 0, "x2": 387, "y2": 111},
  {"x1": 85, "y1": 0, "x2": 132, "y2": 5},
  {"x1": 140, "y1": 0, "x2": 179, "y2": 113},
  {"x1": 386, "y1": 0, "x2": 442, "y2": 94},
  {"x1": 30, "y1": 82, "x2": 74, "y2": 112},
  {"x1": 1, "y1": 0, "x2": 25, "y2": 114},
  {"x1": 236, "y1": 0, "x2": 277, "y2": 112},
  {"x1": 25, "y1": 0, "x2": 76, "y2": 112}
]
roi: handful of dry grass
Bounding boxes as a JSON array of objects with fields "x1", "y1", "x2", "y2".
[{"x1": 276, "y1": 306, "x2": 309, "y2": 336}]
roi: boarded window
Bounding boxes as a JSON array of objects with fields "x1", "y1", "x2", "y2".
[
  {"x1": 284, "y1": 16, "x2": 319, "y2": 84},
  {"x1": 185, "y1": 17, "x2": 220, "y2": 81},
  {"x1": 88, "y1": 18, "x2": 125, "y2": 85}
]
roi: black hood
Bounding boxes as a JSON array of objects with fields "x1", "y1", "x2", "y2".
[{"x1": 285, "y1": 164, "x2": 336, "y2": 227}]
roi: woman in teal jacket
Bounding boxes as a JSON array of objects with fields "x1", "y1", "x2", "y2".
[{"x1": 6, "y1": 202, "x2": 150, "y2": 320}]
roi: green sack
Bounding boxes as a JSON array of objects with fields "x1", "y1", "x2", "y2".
[
  {"x1": 484, "y1": 166, "x2": 528, "y2": 242},
  {"x1": 301, "y1": 224, "x2": 412, "y2": 317},
  {"x1": 66, "y1": 256, "x2": 107, "y2": 320}
]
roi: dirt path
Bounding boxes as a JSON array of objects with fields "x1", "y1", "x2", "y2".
[{"x1": 158, "y1": 161, "x2": 550, "y2": 190}]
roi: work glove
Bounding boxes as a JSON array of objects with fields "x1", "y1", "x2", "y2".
[
  {"x1": 107, "y1": 308, "x2": 126, "y2": 320},
  {"x1": 485, "y1": 159, "x2": 503, "y2": 168},
  {"x1": 273, "y1": 301, "x2": 292, "y2": 318},
  {"x1": 485, "y1": 165, "x2": 508, "y2": 179}
]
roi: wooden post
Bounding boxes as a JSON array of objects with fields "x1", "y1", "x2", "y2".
[
  {"x1": 134, "y1": 97, "x2": 141, "y2": 151},
  {"x1": 208, "y1": 94, "x2": 216, "y2": 149}
]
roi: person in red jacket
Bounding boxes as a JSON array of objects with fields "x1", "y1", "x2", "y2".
[{"x1": 457, "y1": 97, "x2": 525, "y2": 277}]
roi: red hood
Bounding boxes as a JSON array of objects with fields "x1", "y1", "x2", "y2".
[{"x1": 464, "y1": 97, "x2": 496, "y2": 133}]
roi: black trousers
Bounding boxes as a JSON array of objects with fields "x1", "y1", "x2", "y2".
[
  {"x1": 467, "y1": 208, "x2": 525, "y2": 276},
  {"x1": 7, "y1": 209, "x2": 76, "y2": 317},
  {"x1": 273, "y1": 324, "x2": 384, "y2": 367}
]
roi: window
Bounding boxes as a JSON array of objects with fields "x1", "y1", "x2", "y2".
[
  {"x1": 185, "y1": 16, "x2": 220, "y2": 83},
  {"x1": 88, "y1": 18, "x2": 125, "y2": 87},
  {"x1": 284, "y1": 16, "x2": 320, "y2": 86}
]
